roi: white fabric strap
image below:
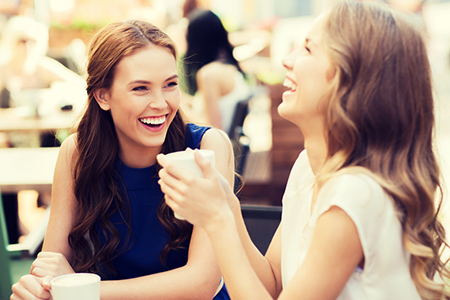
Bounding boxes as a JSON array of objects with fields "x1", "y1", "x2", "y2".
[{"x1": 213, "y1": 277, "x2": 224, "y2": 297}]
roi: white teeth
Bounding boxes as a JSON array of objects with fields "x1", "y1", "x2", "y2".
[
  {"x1": 140, "y1": 115, "x2": 166, "y2": 125},
  {"x1": 283, "y1": 78, "x2": 297, "y2": 90}
]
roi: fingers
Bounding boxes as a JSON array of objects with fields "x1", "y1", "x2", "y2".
[
  {"x1": 30, "y1": 252, "x2": 74, "y2": 281},
  {"x1": 156, "y1": 153, "x2": 169, "y2": 168},
  {"x1": 31, "y1": 256, "x2": 58, "y2": 278},
  {"x1": 193, "y1": 149, "x2": 214, "y2": 179},
  {"x1": 31, "y1": 266, "x2": 52, "y2": 279},
  {"x1": 157, "y1": 154, "x2": 195, "y2": 180},
  {"x1": 40, "y1": 276, "x2": 53, "y2": 291},
  {"x1": 11, "y1": 274, "x2": 51, "y2": 300},
  {"x1": 158, "y1": 169, "x2": 184, "y2": 193},
  {"x1": 163, "y1": 194, "x2": 181, "y2": 214}
]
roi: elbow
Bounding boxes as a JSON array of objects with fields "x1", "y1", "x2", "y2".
[
  {"x1": 186, "y1": 269, "x2": 223, "y2": 300},
  {"x1": 194, "y1": 278, "x2": 222, "y2": 300}
]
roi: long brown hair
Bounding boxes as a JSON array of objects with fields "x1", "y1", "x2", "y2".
[
  {"x1": 316, "y1": 2, "x2": 450, "y2": 298},
  {"x1": 69, "y1": 20, "x2": 191, "y2": 275}
]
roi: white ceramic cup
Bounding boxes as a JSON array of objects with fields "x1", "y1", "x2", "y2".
[
  {"x1": 164, "y1": 149, "x2": 215, "y2": 220},
  {"x1": 51, "y1": 273, "x2": 100, "y2": 300}
]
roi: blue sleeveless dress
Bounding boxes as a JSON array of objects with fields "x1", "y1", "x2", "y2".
[{"x1": 97, "y1": 123, "x2": 229, "y2": 299}]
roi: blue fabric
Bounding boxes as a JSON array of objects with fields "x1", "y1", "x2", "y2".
[{"x1": 97, "y1": 123, "x2": 229, "y2": 299}]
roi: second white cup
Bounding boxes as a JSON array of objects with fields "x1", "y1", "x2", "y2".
[
  {"x1": 51, "y1": 273, "x2": 100, "y2": 300},
  {"x1": 164, "y1": 149, "x2": 215, "y2": 220}
]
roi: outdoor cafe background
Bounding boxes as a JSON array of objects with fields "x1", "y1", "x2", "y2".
[{"x1": 0, "y1": 0, "x2": 450, "y2": 259}]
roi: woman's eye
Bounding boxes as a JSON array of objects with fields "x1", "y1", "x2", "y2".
[
  {"x1": 132, "y1": 86, "x2": 148, "y2": 92},
  {"x1": 305, "y1": 46, "x2": 311, "y2": 53},
  {"x1": 166, "y1": 82, "x2": 178, "y2": 88}
]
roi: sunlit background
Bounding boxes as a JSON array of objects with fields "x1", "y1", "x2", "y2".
[{"x1": 1, "y1": 0, "x2": 450, "y2": 227}]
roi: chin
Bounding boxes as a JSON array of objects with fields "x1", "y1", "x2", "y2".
[{"x1": 277, "y1": 103, "x2": 290, "y2": 120}]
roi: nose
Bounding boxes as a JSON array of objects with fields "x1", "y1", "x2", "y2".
[
  {"x1": 282, "y1": 50, "x2": 297, "y2": 70},
  {"x1": 148, "y1": 91, "x2": 168, "y2": 110}
]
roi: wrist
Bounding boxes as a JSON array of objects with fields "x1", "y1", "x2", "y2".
[
  {"x1": 229, "y1": 193, "x2": 241, "y2": 216},
  {"x1": 203, "y1": 206, "x2": 235, "y2": 237}
]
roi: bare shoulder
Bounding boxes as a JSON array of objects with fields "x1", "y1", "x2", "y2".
[
  {"x1": 201, "y1": 127, "x2": 232, "y2": 151},
  {"x1": 200, "y1": 127, "x2": 235, "y2": 185},
  {"x1": 197, "y1": 62, "x2": 237, "y2": 81},
  {"x1": 60, "y1": 134, "x2": 77, "y2": 154},
  {"x1": 57, "y1": 134, "x2": 79, "y2": 169}
]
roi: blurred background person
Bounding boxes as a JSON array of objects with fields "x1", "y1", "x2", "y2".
[
  {"x1": 0, "y1": 15, "x2": 85, "y2": 245},
  {"x1": 181, "y1": 5, "x2": 251, "y2": 134},
  {"x1": 0, "y1": 15, "x2": 83, "y2": 113}
]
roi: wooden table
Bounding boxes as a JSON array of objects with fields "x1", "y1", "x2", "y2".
[
  {"x1": 0, "y1": 108, "x2": 79, "y2": 133},
  {"x1": 0, "y1": 147, "x2": 60, "y2": 193}
]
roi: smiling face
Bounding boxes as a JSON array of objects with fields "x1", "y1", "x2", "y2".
[
  {"x1": 94, "y1": 44, "x2": 180, "y2": 162},
  {"x1": 279, "y1": 14, "x2": 336, "y2": 130}
]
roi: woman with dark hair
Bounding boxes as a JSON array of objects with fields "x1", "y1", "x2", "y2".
[
  {"x1": 10, "y1": 20, "x2": 232, "y2": 300},
  {"x1": 183, "y1": 9, "x2": 251, "y2": 134},
  {"x1": 158, "y1": 1, "x2": 450, "y2": 299}
]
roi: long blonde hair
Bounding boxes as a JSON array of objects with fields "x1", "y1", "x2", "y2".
[{"x1": 316, "y1": 1, "x2": 450, "y2": 298}]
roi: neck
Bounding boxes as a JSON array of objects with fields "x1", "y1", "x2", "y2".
[
  {"x1": 297, "y1": 117, "x2": 327, "y2": 174},
  {"x1": 304, "y1": 136, "x2": 327, "y2": 174},
  {"x1": 119, "y1": 145, "x2": 161, "y2": 168}
]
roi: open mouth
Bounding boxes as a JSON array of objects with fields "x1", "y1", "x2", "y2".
[
  {"x1": 283, "y1": 78, "x2": 297, "y2": 92},
  {"x1": 139, "y1": 115, "x2": 167, "y2": 127}
]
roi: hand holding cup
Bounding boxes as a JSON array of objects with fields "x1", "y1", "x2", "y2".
[{"x1": 157, "y1": 149, "x2": 232, "y2": 228}]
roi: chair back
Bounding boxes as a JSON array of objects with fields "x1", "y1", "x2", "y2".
[
  {"x1": 227, "y1": 96, "x2": 251, "y2": 143},
  {"x1": 0, "y1": 192, "x2": 14, "y2": 300},
  {"x1": 0, "y1": 191, "x2": 45, "y2": 300},
  {"x1": 228, "y1": 96, "x2": 252, "y2": 182}
]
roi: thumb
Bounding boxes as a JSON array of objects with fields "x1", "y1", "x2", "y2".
[
  {"x1": 41, "y1": 275, "x2": 53, "y2": 290},
  {"x1": 194, "y1": 150, "x2": 215, "y2": 179}
]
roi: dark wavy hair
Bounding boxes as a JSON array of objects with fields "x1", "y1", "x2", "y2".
[
  {"x1": 184, "y1": 10, "x2": 243, "y2": 95},
  {"x1": 315, "y1": 2, "x2": 450, "y2": 298},
  {"x1": 68, "y1": 20, "x2": 192, "y2": 275}
]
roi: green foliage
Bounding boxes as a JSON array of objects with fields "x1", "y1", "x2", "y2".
[{"x1": 50, "y1": 18, "x2": 109, "y2": 31}]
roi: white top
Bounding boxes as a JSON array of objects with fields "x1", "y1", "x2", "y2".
[
  {"x1": 217, "y1": 71, "x2": 250, "y2": 133},
  {"x1": 281, "y1": 150, "x2": 421, "y2": 299}
]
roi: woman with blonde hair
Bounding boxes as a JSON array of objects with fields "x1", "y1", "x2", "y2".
[
  {"x1": 10, "y1": 20, "x2": 232, "y2": 300},
  {"x1": 158, "y1": 1, "x2": 450, "y2": 299}
]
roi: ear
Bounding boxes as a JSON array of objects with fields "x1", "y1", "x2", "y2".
[
  {"x1": 326, "y1": 65, "x2": 337, "y2": 82},
  {"x1": 93, "y1": 88, "x2": 111, "y2": 111}
]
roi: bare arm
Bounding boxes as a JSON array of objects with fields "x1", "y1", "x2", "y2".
[
  {"x1": 279, "y1": 206, "x2": 363, "y2": 299},
  {"x1": 17, "y1": 129, "x2": 235, "y2": 300},
  {"x1": 180, "y1": 202, "x2": 362, "y2": 300},
  {"x1": 11, "y1": 136, "x2": 78, "y2": 300},
  {"x1": 196, "y1": 63, "x2": 236, "y2": 131},
  {"x1": 41, "y1": 134, "x2": 78, "y2": 261},
  {"x1": 158, "y1": 130, "x2": 283, "y2": 299},
  {"x1": 193, "y1": 116, "x2": 283, "y2": 296},
  {"x1": 158, "y1": 146, "x2": 363, "y2": 299},
  {"x1": 226, "y1": 198, "x2": 283, "y2": 298},
  {"x1": 37, "y1": 57, "x2": 83, "y2": 86},
  {"x1": 100, "y1": 225, "x2": 222, "y2": 300},
  {"x1": 42, "y1": 144, "x2": 223, "y2": 300},
  {"x1": 100, "y1": 128, "x2": 235, "y2": 299}
]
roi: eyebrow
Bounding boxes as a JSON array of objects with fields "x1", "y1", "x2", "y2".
[
  {"x1": 165, "y1": 75, "x2": 179, "y2": 82},
  {"x1": 305, "y1": 37, "x2": 317, "y2": 47},
  {"x1": 127, "y1": 74, "x2": 179, "y2": 86}
]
